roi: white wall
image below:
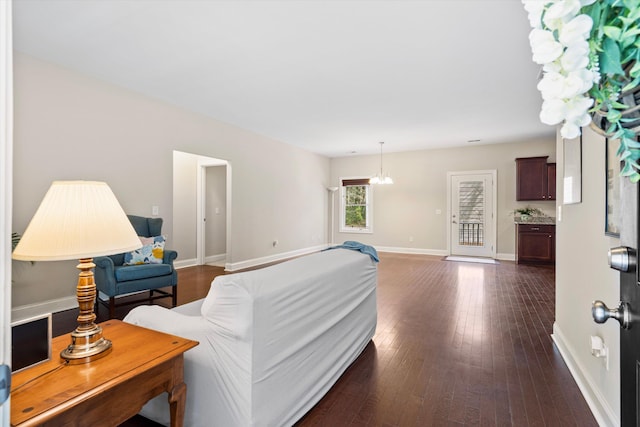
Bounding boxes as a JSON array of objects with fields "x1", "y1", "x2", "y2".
[
  {"x1": 172, "y1": 151, "x2": 199, "y2": 260},
  {"x1": 11, "y1": 53, "x2": 330, "y2": 313},
  {"x1": 330, "y1": 138, "x2": 556, "y2": 257},
  {"x1": 553, "y1": 125, "x2": 621, "y2": 426}
]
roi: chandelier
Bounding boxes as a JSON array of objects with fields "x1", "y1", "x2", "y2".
[{"x1": 369, "y1": 141, "x2": 393, "y2": 185}]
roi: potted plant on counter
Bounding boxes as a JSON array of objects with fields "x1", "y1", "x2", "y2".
[{"x1": 513, "y1": 206, "x2": 546, "y2": 222}]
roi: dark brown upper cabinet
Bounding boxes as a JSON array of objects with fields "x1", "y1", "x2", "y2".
[{"x1": 516, "y1": 156, "x2": 556, "y2": 201}]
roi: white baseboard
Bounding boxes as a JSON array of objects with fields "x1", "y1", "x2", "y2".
[
  {"x1": 552, "y1": 323, "x2": 619, "y2": 427},
  {"x1": 496, "y1": 252, "x2": 516, "y2": 261},
  {"x1": 377, "y1": 246, "x2": 515, "y2": 261},
  {"x1": 376, "y1": 246, "x2": 448, "y2": 256},
  {"x1": 174, "y1": 258, "x2": 198, "y2": 269},
  {"x1": 174, "y1": 253, "x2": 228, "y2": 269},
  {"x1": 175, "y1": 246, "x2": 515, "y2": 270},
  {"x1": 205, "y1": 253, "x2": 226, "y2": 264},
  {"x1": 12, "y1": 296, "x2": 77, "y2": 323},
  {"x1": 226, "y1": 244, "x2": 328, "y2": 271}
]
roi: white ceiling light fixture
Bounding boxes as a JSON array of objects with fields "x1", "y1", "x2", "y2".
[{"x1": 369, "y1": 141, "x2": 393, "y2": 185}]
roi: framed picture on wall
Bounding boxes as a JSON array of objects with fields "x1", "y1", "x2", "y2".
[
  {"x1": 563, "y1": 135, "x2": 582, "y2": 204},
  {"x1": 605, "y1": 138, "x2": 621, "y2": 237}
]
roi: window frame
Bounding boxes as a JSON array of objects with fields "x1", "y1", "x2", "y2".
[{"x1": 339, "y1": 177, "x2": 373, "y2": 234}]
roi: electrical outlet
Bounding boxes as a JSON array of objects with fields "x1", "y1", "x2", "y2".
[{"x1": 152, "y1": 206, "x2": 159, "y2": 216}]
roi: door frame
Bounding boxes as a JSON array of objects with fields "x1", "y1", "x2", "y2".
[
  {"x1": 196, "y1": 157, "x2": 231, "y2": 267},
  {"x1": 1, "y1": 0, "x2": 12, "y2": 421},
  {"x1": 446, "y1": 170, "x2": 497, "y2": 258}
]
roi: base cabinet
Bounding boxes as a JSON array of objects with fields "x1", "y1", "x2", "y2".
[{"x1": 516, "y1": 224, "x2": 555, "y2": 264}]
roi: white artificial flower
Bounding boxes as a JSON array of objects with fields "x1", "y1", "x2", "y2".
[
  {"x1": 521, "y1": 0, "x2": 600, "y2": 140},
  {"x1": 537, "y1": 71, "x2": 565, "y2": 99},
  {"x1": 559, "y1": 14, "x2": 593, "y2": 46},
  {"x1": 544, "y1": 0, "x2": 581, "y2": 30},
  {"x1": 570, "y1": 68, "x2": 598, "y2": 93},
  {"x1": 540, "y1": 99, "x2": 567, "y2": 125},
  {"x1": 562, "y1": 74, "x2": 591, "y2": 98},
  {"x1": 543, "y1": 61, "x2": 562, "y2": 73},
  {"x1": 538, "y1": 70, "x2": 590, "y2": 99},
  {"x1": 522, "y1": 0, "x2": 548, "y2": 28},
  {"x1": 561, "y1": 108, "x2": 592, "y2": 138},
  {"x1": 561, "y1": 41, "x2": 590, "y2": 71},
  {"x1": 529, "y1": 29, "x2": 563, "y2": 64},
  {"x1": 564, "y1": 95, "x2": 594, "y2": 122},
  {"x1": 561, "y1": 121, "x2": 581, "y2": 138},
  {"x1": 591, "y1": 68, "x2": 601, "y2": 85}
]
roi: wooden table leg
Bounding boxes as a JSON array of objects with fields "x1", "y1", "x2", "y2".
[{"x1": 168, "y1": 356, "x2": 188, "y2": 427}]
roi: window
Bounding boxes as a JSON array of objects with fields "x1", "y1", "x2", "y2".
[{"x1": 340, "y1": 178, "x2": 372, "y2": 233}]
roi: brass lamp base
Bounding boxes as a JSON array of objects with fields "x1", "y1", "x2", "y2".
[
  {"x1": 60, "y1": 258, "x2": 112, "y2": 364},
  {"x1": 61, "y1": 324, "x2": 112, "y2": 364}
]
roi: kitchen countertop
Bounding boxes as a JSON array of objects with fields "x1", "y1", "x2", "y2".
[{"x1": 514, "y1": 217, "x2": 556, "y2": 225}]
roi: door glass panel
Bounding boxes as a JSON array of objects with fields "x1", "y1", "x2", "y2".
[{"x1": 458, "y1": 180, "x2": 484, "y2": 246}]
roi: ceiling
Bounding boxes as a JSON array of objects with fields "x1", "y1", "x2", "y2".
[{"x1": 12, "y1": 0, "x2": 553, "y2": 158}]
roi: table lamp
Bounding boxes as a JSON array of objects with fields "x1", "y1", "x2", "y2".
[{"x1": 12, "y1": 181, "x2": 142, "y2": 363}]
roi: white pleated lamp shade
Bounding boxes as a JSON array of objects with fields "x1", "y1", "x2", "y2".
[{"x1": 12, "y1": 181, "x2": 142, "y2": 261}]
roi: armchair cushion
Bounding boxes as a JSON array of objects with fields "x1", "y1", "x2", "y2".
[
  {"x1": 123, "y1": 235, "x2": 166, "y2": 265},
  {"x1": 114, "y1": 263, "x2": 173, "y2": 282}
]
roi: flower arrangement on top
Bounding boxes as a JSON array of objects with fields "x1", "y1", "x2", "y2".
[{"x1": 522, "y1": 0, "x2": 640, "y2": 182}]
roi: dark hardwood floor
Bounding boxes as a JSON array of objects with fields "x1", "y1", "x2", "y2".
[{"x1": 52, "y1": 253, "x2": 596, "y2": 426}]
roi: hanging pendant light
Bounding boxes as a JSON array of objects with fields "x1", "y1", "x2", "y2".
[{"x1": 369, "y1": 141, "x2": 393, "y2": 185}]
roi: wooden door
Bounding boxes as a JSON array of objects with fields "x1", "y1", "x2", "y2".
[
  {"x1": 618, "y1": 179, "x2": 639, "y2": 426},
  {"x1": 449, "y1": 171, "x2": 496, "y2": 258},
  {"x1": 592, "y1": 178, "x2": 638, "y2": 425}
]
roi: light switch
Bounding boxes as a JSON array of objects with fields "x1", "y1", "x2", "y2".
[{"x1": 152, "y1": 206, "x2": 159, "y2": 216}]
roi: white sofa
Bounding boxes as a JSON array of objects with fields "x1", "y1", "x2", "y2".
[{"x1": 124, "y1": 247, "x2": 378, "y2": 426}]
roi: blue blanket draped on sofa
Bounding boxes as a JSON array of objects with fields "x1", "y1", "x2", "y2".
[{"x1": 324, "y1": 241, "x2": 379, "y2": 262}]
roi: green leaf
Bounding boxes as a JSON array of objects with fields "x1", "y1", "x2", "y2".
[
  {"x1": 607, "y1": 109, "x2": 623, "y2": 123},
  {"x1": 604, "y1": 26, "x2": 623, "y2": 41},
  {"x1": 622, "y1": 79, "x2": 640, "y2": 92},
  {"x1": 600, "y1": 37, "x2": 625, "y2": 75},
  {"x1": 612, "y1": 100, "x2": 630, "y2": 109},
  {"x1": 623, "y1": 28, "x2": 640, "y2": 39},
  {"x1": 623, "y1": 0, "x2": 640, "y2": 12},
  {"x1": 628, "y1": 6, "x2": 640, "y2": 22},
  {"x1": 621, "y1": 162, "x2": 634, "y2": 176},
  {"x1": 617, "y1": 142, "x2": 628, "y2": 157},
  {"x1": 624, "y1": 139, "x2": 640, "y2": 148},
  {"x1": 587, "y1": 2, "x2": 603, "y2": 30},
  {"x1": 628, "y1": 159, "x2": 640, "y2": 171}
]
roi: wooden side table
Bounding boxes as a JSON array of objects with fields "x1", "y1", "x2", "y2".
[{"x1": 11, "y1": 319, "x2": 198, "y2": 427}]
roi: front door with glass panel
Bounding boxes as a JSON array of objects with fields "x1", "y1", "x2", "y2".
[{"x1": 449, "y1": 171, "x2": 496, "y2": 258}]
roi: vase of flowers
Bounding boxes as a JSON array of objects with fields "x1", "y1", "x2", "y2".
[{"x1": 522, "y1": 0, "x2": 640, "y2": 182}]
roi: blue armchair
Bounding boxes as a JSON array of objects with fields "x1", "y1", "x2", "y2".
[{"x1": 94, "y1": 215, "x2": 178, "y2": 319}]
